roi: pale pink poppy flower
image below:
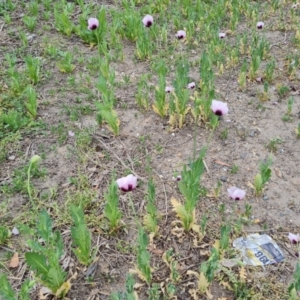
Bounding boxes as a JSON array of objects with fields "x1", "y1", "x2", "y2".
[
  {"x1": 88, "y1": 18, "x2": 99, "y2": 30},
  {"x1": 288, "y1": 233, "x2": 300, "y2": 244},
  {"x1": 187, "y1": 82, "x2": 196, "y2": 89},
  {"x1": 176, "y1": 30, "x2": 186, "y2": 39},
  {"x1": 227, "y1": 187, "x2": 246, "y2": 200},
  {"x1": 142, "y1": 15, "x2": 153, "y2": 28},
  {"x1": 68, "y1": 131, "x2": 75, "y2": 137},
  {"x1": 12, "y1": 227, "x2": 19, "y2": 235},
  {"x1": 211, "y1": 100, "x2": 229, "y2": 116},
  {"x1": 257, "y1": 22, "x2": 264, "y2": 29},
  {"x1": 116, "y1": 174, "x2": 138, "y2": 192},
  {"x1": 172, "y1": 175, "x2": 182, "y2": 181},
  {"x1": 219, "y1": 32, "x2": 226, "y2": 39},
  {"x1": 165, "y1": 86, "x2": 174, "y2": 93}
]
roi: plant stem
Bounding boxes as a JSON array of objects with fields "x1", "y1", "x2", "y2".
[{"x1": 27, "y1": 162, "x2": 36, "y2": 209}]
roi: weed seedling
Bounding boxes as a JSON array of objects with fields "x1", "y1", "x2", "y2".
[
  {"x1": 187, "y1": 247, "x2": 220, "y2": 298},
  {"x1": 254, "y1": 157, "x2": 272, "y2": 196},
  {"x1": 0, "y1": 225, "x2": 10, "y2": 244},
  {"x1": 130, "y1": 227, "x2": 152, "y2": 284},
  {"x1": 296, "y1": 123, "x2": 300, "y2": 138},
  {"x1": 266, "y1": 137, "x2": 282, "y2": 153},
  {"x1": 287, "y1": 96, "x2": 294, "y2": 115},
  {"x1": 0, "y1": 274, "x2": 35, "y2": 300},
  {"x1": 27, "y1": 155, "x2": 41, "y2": 209},
  {"x1": 110, "y1": 273, "x2": 137, "y2": 300},
  {"x1": 212, "y1": 180, "x2": 222, "y2": 199},
  {"x1": 57, "y1": 51, "x2": 75, "y2": 73},
  {"x1": 104, "y1": 180, "x2": 122, "y2": 232},
  {"x1": 143, "y1": 180, "x2": 159, "y2": 236},
  {"x1": 70, "y1": 205, "x2": 95, "y2": 265},
  {"x1": 171, "y1": 147, "x2": 207, "y2": 231},
  {"x1": 220, "y1": 128, "x2": 228, "y2": 139},
  {"x1": 276, "y1": 84, "x2": 289, "y2": 99},
  {"x1": 230, "y1": 164, "x2": 239, "y2": 174},
  {"x1": 25, "y1": 209, "x2": 71, "y2": 298},
  {"x1": 162, "y1": 249, "x2": 180, "y2": 284},
  {"x1": 95, "y1": 102, "x2": 120, "y2": 136},
  {"x1": 25, "y1": 86, "x2": 38, "y2": 119},
  {"x1": 23, "y1": 16, "x2": 37, "y2": 32},
  {"x1": 288, "y1": 262, "x2": 300, "y2": 300}
]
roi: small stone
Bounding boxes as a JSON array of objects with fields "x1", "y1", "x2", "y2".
[
  {"x1": 291, "y1": 178, "x2": 300, "y2": 186},
  {"x1": 220, "y1": 176, "x2": 227, "y2": 182},
  {"x1": 240, "y1": 153, "x2": 247, "y2": 159},
  {"x1": 263, "y1": 195, "x2": 269, "y2": 200}
]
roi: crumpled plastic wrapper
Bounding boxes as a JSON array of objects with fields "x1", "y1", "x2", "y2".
[{"x1": 233, "y1": 234, "x2": 284, "y2": 266}]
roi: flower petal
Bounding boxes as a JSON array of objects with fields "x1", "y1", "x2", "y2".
[{"x1": 142, "y1": 15, "x2": 153, "y2": 27}]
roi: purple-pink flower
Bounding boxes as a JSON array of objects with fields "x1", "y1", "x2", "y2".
[
  {"x1": 257, "y1": 22, "x2": 264, "y2": 29},
  {"x1": 88, "y1": 18, "x2": 99, "y2": 30},
  {"x1": 219, "y1": 32, "x2": 226, "y2": 39},
  {"x1": 116, "y1": 174, "x2": 138, "y2": 192},
  {"x1": 187, "y1": 82, "x2": 196, "y2": 89},
  {"x1": 176, "y1": 30, "x2": 186, "y2": 39},
  {"x1": 211, "y1": 100, "x2": 228, "y2": 116},
  {"x1": 227, "y1": 187, "x2": 246, "y2": 200},
  {"x1": 165, "y1": 86, "x2": 174, "y2": 93},
  {"x1": 142, "y1": 15, "x2": 153, "y2": 28},
  {"x1": 288, "y1": 233, "x2": 300, "y2": 244},
  {"x1": 172, "y1": 175, "x2": 182, "y2": 181},
  {"x1": 68, "y1": 130, "x2": 75, "y2": 137}
]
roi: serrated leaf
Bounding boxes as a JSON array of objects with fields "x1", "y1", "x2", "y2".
[
  {"x1": 19, "y1": 279, "x2": 35, "y2": 300},
  {"x1": 27, "y1": 239, "x2": 44, "y2": 252},
  {"x1": 71, "y1": 222, "x2": 92, "y2": 265},
  {"x1": 57, "y1": 272, "x2": 77, "y2": 298},
  {"x1": 170, "y1": 197, "x2": 190, "y2": 226},
  {"x1": 37, "y1": 209, "x2": 52, "y2": 242},
  {"x1": 53, "y1": 231, "x2": 64, "y2": 260},
  {"x1": 143, "y1": 214, "x2": 158, "y2": 235},
  {"x1": 25, "y1": 252, "x2": 49, "y2": 277},
  {"x1": 129, "y1": 266, "x2": 148, "y2": 283},
  {"x1": 198, "y1": 272, "x2": 209, "y2": 293},
  {"x1": 0, "y1": 274, "x2": 15, "y2": 300},
  {"x1": 192, "y1": 223, "x2": 200, "y2": 233},
  {"x1": 70, "y1": 204, "x2": 85, "y2": 226},
  {"x1": 152, "y1": 103, "x2": 168, "y2": 118},
  {"x1": 47, "y1": 267, "x2": 66, "y2": 292}
]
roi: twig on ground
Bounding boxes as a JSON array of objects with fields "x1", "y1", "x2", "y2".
[{"x1": 93, "y1": 134, "x2": 145, "y2": 181}]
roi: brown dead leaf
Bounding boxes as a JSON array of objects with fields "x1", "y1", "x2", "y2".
[
  {"x1": 220, "y1": 280, "x2": 233, "y2": 290},
  {"x1": 247, "y1": 182, "x2": 255, "y2": 190},
  {"x1": 148, "y1": 244, "x2": 164, "y2": 256},
  {"x1": 40, "y1": 287, "x2": 52, "y2": 300},
  {"x1": 199, "y1": 243, "x2": 210, "y2": 249},
  {"x1": 133, "y1": 282, "x2": 145, "y2": 290},
  {"x1": 215, "y1": 160, "x2": 231, "y2": 167},
  {"x1": 275, "y1": 167, "x2": 282, "y2": 178},
  {"x1": 200, "y1": 250, "x2": 210, "y2": 257},
  {"x1": 9, "y1": 252, "x2": 19, "y2": 268},
  {"x1": 239, "y1": 266, "x2": 247, "y2": 283}
]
